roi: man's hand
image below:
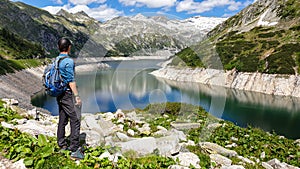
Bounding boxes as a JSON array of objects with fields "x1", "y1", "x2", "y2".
[
  {"x1": 75, "y1": 96, "x2": 82, "y2": 106},
  {"x1": 69, "y1": 81, "x2": 81, "y2": 106}
]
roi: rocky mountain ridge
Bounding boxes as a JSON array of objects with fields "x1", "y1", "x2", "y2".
[
  {"x1": 0, "y1": 0, "x2": 225, "y2": 59},
  {"x1": 104, "y1": 14, "x2": 227, "y2": 46},
  {"x1": 80, "y1": 13, "x2": 226, "y2": 56},
  {"x1": 171, "y1": 0, "x2": 300, "y2": 75}
]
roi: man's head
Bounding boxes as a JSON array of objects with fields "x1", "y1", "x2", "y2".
[{"x1": 58, "y1": 37, "x2": 72, "y2": 53}]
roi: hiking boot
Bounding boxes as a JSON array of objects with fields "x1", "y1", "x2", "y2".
[{"x1": 70, "y1": 147, "x2": 84, "y2": 160}]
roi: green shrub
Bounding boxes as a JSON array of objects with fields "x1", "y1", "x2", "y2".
[
  {"x1": 0, "y1": 59, "x2": 42, "y2": 75},
  {"x1": 186, "y1": 145, "x2": 211, "y2": 168},
  {"x1": 266, "y1": 43, "x2": 300, "y2": 74},
  {"x1": 289, "y1": 24, "x2": 300, "y2": 31},
  {"x1": 174, "y1": 47, "x2": 205, "y2": 68},
  {"x1": 144, "y1": 102, "x2": 206, "y2": 116},
  {"x1": 118, "y1": 155, "x2": 175, "y2": 169},
  {"x1": 250, "y1": 26, "x2": 274, "y2": 33},
  {"x1": 235, "y1": 53, "x2": 260, "y2": 72},
  {"x1": 143, "y1": 102, "x2": 209, "y2": 132},
  {"x1": 296, "y1": 52, "x2": 300, "y2": 73},
  {"x1": 228, "y1": 34, "x2": 244, "y2": 40},
  {"x1": 266, "y1": 52, "x2": 295, "y2": 74},
  {"x1": 209, "y1": 122, "x2": 300, "y2": 166},
  {"x1": 260, "y1": 40, "x2": 280, "y2": 49},
  {"x1": 0, "y1": 105, "x2": 23, "y2": 122},
  {"x1": 0, "y1": 28, "x2": 45, "y2": 59},
  {"x1": 258, "y1": 32, "x2": 276, "y2": 38},
  {"x1": 279, "y1": 0, "x2": 300, "y2": 18},
  {"x1": 216, "y1": 40, "x2": 257, "y2": 69}
]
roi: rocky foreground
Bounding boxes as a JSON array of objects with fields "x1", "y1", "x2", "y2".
[{"x1": 0, "y1": 99, "x2": 299, "y2": 169}]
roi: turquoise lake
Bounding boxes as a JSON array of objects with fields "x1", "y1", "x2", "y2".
[{"x1": 32, "y1": 60, "x2": 300, "y2": 139}]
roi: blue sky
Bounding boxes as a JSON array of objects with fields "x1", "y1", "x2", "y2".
[{"x1": 13, "y1": 0, "x2": 256, "y2": 21}]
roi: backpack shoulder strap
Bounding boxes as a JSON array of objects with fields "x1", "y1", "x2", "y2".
[{"x1": 55, "y1": 56, "x2": 68, "y2": 69}]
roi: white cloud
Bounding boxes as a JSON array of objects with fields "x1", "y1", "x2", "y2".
[
  {"x1": 43, "y1": 5, "x2": 69, "y2": 14},
  {"x1": 176, "y1": 0, "x2": 243, "y2": 14},
  {"x1": 68, "y1": 0, "x2": 106, "y2": 5},
  {"x1": 243, "y1": 0, "x2": 254, "y2": 7},
  {"x1": 53, "y1": 0, "x2": 63, "y2": 5},
  {"x1": 222, "y1": 13, "x2": 234, "y2": 17},
  {"x1": 228, "y1": 1, "x2": 241, "y2": 11},
  {"x1": 119, "y1": 0, "x2": 176, "y2": 8},
  {"x1": 43, "y1": 4, "x2": 123, "y2": 21},
  {"x1": 119, "y1": 0, "x2": 136, "y2": 6},
  {"x1": 71, "y1": 4, "x2": 123, "y2": 21}
]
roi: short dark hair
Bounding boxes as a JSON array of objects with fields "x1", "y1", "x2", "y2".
[{"x1": 58, "y1": 37, "x2": 72, "y2": 52}]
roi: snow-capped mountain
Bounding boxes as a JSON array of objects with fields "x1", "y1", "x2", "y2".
[
  {"x1": 89, "y1": 14, "x2": 227, "y2": 56},
  {"x1": 98, "y1": 14, "x2": 226, "y2": 46}
]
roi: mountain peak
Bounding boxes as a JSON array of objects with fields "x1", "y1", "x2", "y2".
[
  {"x1": 132, "y1": 13, "x2": 147, "y2": 20},
  {"x1": 75, "y1": 11, "x2": 89, "y2": 18},
  {"x1": 151, "y1": 15, "x2": 170, "y2": 23},
  {"x1": 56, "y1": 9, "x2": 70, "y2": 17}
]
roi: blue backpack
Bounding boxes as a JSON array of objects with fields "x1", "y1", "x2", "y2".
[{"x1": 43, "y1": 56, "x2": 68, "y2": 97}]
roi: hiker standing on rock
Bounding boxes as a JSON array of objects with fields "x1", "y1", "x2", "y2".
[{"x1": 56, "y1": 37, "x2": 84, "y2": 159}]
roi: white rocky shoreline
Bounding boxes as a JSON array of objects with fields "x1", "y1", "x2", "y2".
[{"x1": 151, "y1": 66, "x2": 300, "y2": 98}]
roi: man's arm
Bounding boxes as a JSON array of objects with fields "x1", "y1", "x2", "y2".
[{"x1": 69, "y1": 81, "x2": 81, "y2": 105}]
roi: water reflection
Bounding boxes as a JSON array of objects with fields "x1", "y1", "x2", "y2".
[
  {"x1": 155, "y1": 78, "x2": 300, "y2": 139},
  {"x1": 32, "y1": 60, "x2": 300, "y2": 139}
]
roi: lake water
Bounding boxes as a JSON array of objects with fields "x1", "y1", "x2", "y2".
[{"x1": 32, "y1": 60, "x2": 300, "y2": 139}]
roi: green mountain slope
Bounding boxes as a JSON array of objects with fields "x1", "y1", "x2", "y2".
[
  {"x1": 0, "y1": 0, "x2": 99, "y2": 57},
  {"x1": 172, "y1": 0, "x2": 300, "y2": 75},
  {"x1": 0, "y1": 28, "x2": 45, "y2": 59}
]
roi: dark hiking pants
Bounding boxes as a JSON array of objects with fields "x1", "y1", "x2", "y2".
[{"x1": 56, "y1": 90, "x2": 81, "y2": 152}]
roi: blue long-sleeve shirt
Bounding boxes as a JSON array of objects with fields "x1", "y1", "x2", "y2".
[{"x1": 57, "y1": 54, "x2": 75, "y2": 84}]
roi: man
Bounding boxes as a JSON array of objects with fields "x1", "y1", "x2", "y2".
[{"x1": 56, "y1": 37, "x2": 84, "y2": 159}]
